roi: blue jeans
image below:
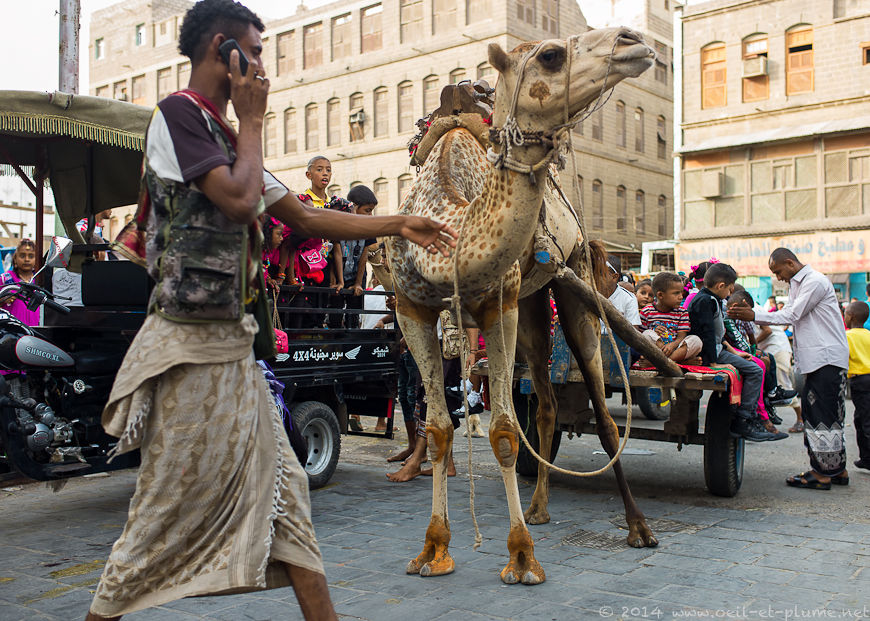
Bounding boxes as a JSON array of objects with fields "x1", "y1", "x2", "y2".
[
  {"x1": 397, "y1": 350, "x2": 419, "y2": 422},
  {"x1": 716, "y1": 350, "x2": 763, "y2": 421}
]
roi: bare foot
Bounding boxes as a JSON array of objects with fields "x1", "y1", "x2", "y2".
[
  {"x1": 685, "y1": 356, "x2": 702, "y2": 366},
  {"x1": 387, "y1": 446, "x2": 414, "y2": 462},
  {"x1": 387, "y1": 459, "x2": 424, "y2": 482},
  {"x1": 420, "y1": 464, "x2": 457, "y2": 477}
]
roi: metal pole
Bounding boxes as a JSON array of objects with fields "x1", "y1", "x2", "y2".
[
  {"x1": 59, "y1": 0, "x2": 80, "y2": 93},
  {"x1": 35, "y1": 148, "x2": 47, "y2": 276}
]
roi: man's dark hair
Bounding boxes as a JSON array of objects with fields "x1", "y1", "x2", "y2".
[
  {"x1": 769, "y1": 247, "x2": 799, "y2": 265},
  {"x1": 178, "y1": 0, "x2": 265, "y2": 63},
  {"x1": 651, "y1": 271, "x2": 683, "y2": 294},
  {"x1": 347, "y1": 185, "x2": 378, "y2": 207},
  {"x1": 704, "y1": 263, "x2": 738, "y2": 287},
  {"x1": 850, "y1": 300, "x2": 870, "y2": 324},
  {"x1": 607, "y1": 254, "x2": 622, "y2": 274},
  {"x1": 729, "y1": 290, "x2": 754, "y2": 307}
]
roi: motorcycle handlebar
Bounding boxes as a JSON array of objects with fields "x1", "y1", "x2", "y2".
[{"x1": 45, "y1": 298, "x2": 71, "y2": 314}]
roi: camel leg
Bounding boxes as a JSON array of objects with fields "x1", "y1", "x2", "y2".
[
  {"x1": 475, "y1": 270, "x2": 545, "y2": 585},
  {"x1": 516, "y1": 289, "x2": 558, "y2": 525},
  {"x1": 554, "y1": 289, "x2": 658, "y2": 548},
  {"x1": 394, "y1": 291, "x2": 456, "y2": 577}
]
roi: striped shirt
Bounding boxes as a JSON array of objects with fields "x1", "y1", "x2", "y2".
[{"x1": 640, "y1": 304, "x2": 690, "y2": 344}]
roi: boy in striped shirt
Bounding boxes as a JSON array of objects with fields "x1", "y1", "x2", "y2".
[{"x1": 640, "y1": 272, "x2": 703, "y2": 363}]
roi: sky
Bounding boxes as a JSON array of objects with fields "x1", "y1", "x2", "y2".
[{"x1": 0, "y1": 0, "x2": 331, "y2": 93}]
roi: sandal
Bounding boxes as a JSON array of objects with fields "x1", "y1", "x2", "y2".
[
  {"x1": 831, "y1": 473, "x2": 849, "y2": 486},
  {"x1": 787, "y1": 421, "x2": 804, "y2": 433},
  {"x1": 786, "y1": 471, "x2": 831, "y2": 490}
]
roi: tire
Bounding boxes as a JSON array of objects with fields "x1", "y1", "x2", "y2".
[
  {"x1": 513, "y1": 390, "x2": 561, "y2": 477},
  {"x1": 703, "y1": 393, "x2": 744, "y2": 497},
  {"x1": 291, "y1": 401, "x2": 341, "y2": 489},
  {"x1": 635, "y1": 387, "x2": 671, "y2": 421}
]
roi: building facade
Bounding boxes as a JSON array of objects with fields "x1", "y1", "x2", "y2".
[
  {"x1": 90, "y1": 0, "x2": 675, "y2": 267},
  {"x1": 676, "y1": 0, "x2": 870, "y2": 301}
]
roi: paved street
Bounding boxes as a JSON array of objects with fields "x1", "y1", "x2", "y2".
[{"x1": 1, "y1": 396, "x2": 867, "y2": 621}]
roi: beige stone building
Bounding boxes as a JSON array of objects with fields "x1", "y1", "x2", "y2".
[
  {"x1": 675, "y1": 0, "x2": 870, "y2": 301},
  {"x1": 90, "y1": 0, "x2": 675, "y2": 267}
]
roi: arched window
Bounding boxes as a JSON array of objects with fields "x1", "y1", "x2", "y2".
[
  {"x1": 476, "y1": 62, "x2": 495, "y2": 86},
  {"x1": 327, "y1": 98, "x2": 341, "y2": 147},
  {"x1": 592, "y1": 180, "x2": 603, "y2": 230},
  {"x1": 349, "y1": 92, "x2": 364, "y2": 142},
  {"x1": 374, "y1": 87, "x2": 388, "y2": 137},
  {"x1": 350, "y1": 180, "x2": 363, "y2": 188},
  {"x1": 449, "y1": 68, "x2": 466, "y2": 84},
  {"x1": 701, "y1": 43, "x2": 726, "y2": 108},
  {"x1": 616, "y1": 185, "x2": 627, "y2": 231},
  {"x1": 398, "y1": 173, "x2": 413, "y2": 206},
  {"x1": 615, "y1": 101, "x2": 626, "y2": 148},
  {"x1": 398, "y1": 81, "x2": 414, "y2": 133},
  {"x1": 423, "y1": 75, "x2": 440, "y2": 114},
  {"x1": 658, "y1": 195, "x2": 668, "y2": 237},
  {"x1": 592, "y1": 107, "x2": 603, "y2": 141},
  {"x1": 742, "y1": 33, "x2": 769, "y2": 102},
  {"x1": 263, "y1": 113, "x2": 276, "y2": 158},
  {"x1": 283, "y1": 108, "x2": 297, "y2": 154},
  {"x1": 635, "y1": 190, "x2": 645, "y2": 234},
  {"x1": 373, "y1": 177, "x2": 389, "y2": 207},
  {"x1": 634, "y1": 107, "x2": 644, "y2": 152},
  {"x1": 305, "y1": 103, "x2": 318, "y2": 150},
  {"x1": 786, "y1": 25, "x2": 813, "y2": 94},
  {"x1": 328, "y1": 184, "x2": 342, "y2": 197},
  {"x1": 656, "y1": 115, "x2": 666, "y2": 160}
]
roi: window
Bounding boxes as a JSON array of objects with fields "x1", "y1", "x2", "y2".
[
  {"x1": 467, "y1": 0, "x2": 491, "y2": 24},
  {"x1": 277, "y1": 31, "x2": 294, "y2": 76},
  {"x1": 786, "y1": 26, "x2": 814, "y2": 95},
  {"x1": 701, "y1": 43, "x2": 727, "y2": 109},
  {"x1": 305, "y1": 104, "x2": 319, "y2": 150},
  {"x1": 327, "y1": 99, "x2": 341, "y2": 146},
  {"x1": 517, "y1": 0, "x2": 535, "y2": 24},
  {"x1": 177, "y1": 61, "x2": 191, "y2": 90},
  {"x1": 654, "y1": 41, "x2": 668, "y2": 84},
  {"x1": 373, "y1": 178, "x2": 389, "y2": 206},
  {"x1": 113, "y1": 80, "x2": 128, "y2": 101},
  {"x1": 303, "y1": 22, "x2": 323, "y2": 69},
  {"x1": 742, "y1": 33, "x2": 769, "y2": 102},
  {"x1": 658, "y1": 195, "x2": 667, "y2": 237},
  {"x1": 863, "y1": 43, "x2": 870, "y2": 65},
  {"x1": 135, "y1": 24, "x2": 145, "y2": 47},
  {"x1": 361, "y1": 4, "x2": 383, "y2": 53},
  {"x1": 615, "y1": 101, "x2": 626, "y2": 148},
  {"x1": 657, "y1": 115, "x2": 666, "y2": 160},
  {"x1": 398, "y1": 174, "x2": 414, "y2": 206},
  {"x1": 374, "y1": 87, "x2": 388, "y2": 137},
  {"x1": 433, "y1": 0, "x2": 457, "y2": 34},
  {"x1": 95, "y1": 38, "x2": 104, "y2": 60},
  {"x1": 401, "y1": 0, "x2": 424, "y2": 43},
  {"x1": 636, "y1": 190, "x2": 645, "y2": 234},
  {"x1": 423, "y1": 75, "x2": 440, "y2": 114},
  {"x1": 476, "y1": 62, "x2": 495, "y2": 86},
  {"x1": 157, "y1": 67, "x2": 172, "y2": 101},
  {"x1": 130, "y1": 75, "x2": 146, "y2": 105},
  {"x1": 541, "y1": 0, "x2": 558, "y2": 36},
  {"x1": 616, "y1": 186, "x2": 627, "y2": 231},
  {"x1": 328, "y1": 184, "x2": 342, "y2": 197},
  {"x1": 591, "y1": 108, "x2": 603, "y2": 141},
  {"x1": 349, "y1": 92, "x2": 364, "y2": 142},
  {"x1": 263, "y1": 114, "x2": 277, "y2": 158},
  {"x1": 592, "y1": 180, "x2": 603, "y2": 230},
  {"x1": 332, "y1": 14, "x2": 351, "y2": 61},
  {"x1": 634, "y1": 108, "x2": 644, "y2": 152},
  {"x1": 449, "y1": 68, "x2": 466, "y2": 84},
  {"x1": 284, "y1": 108, "x2": 297, "y2": 154},
  {"x1": 398, "y1": 81, "x2": 414, "y2": 133},
  {"x1": 95, "y1": 85, "x2": 109, "y2": 98}
]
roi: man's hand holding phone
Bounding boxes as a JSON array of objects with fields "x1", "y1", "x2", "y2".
[{"x1": 220, "y1": 39, "x2": 268, "y2": 125}]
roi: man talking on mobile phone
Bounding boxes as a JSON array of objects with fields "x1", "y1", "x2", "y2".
[{"x1": 86, "y1": 1, "x2": 457, "y2": 620}]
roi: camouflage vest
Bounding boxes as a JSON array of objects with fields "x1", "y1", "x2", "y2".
[{"x1": 145, "y1": 113, "x2": 262, "y2": 323}]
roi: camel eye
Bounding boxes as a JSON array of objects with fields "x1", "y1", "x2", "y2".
[
  {"x1": 537, "y1": 48, "x2": 564, "y2": 70},
  {"x1": 540, "y1": 50, "x2": 557, "y2": 63}
]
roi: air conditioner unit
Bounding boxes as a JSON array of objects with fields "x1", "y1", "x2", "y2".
[
  {"x1": 349, "y1": 110, "x2": 366, "y2": 125},
  {"x1": 701, "y1": 170, "x2": 724, "y2": 198},
  {"x1": 742, "y1": 56, "x2": 768, "y2": 78}
]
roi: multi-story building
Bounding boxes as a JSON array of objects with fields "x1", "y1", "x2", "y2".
[
  {"x1": 675, "y1": 0, "x2": 870, "y2": 301},
  {"x1": 90, "y1": 0, "x2": 675, "y2": 268}
]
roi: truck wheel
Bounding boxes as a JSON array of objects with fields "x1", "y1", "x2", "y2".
[
  {"x1": 291, "y1": 401, "x2": 341, "y2": 489},
  {"x1": 513, "y1": 390, "x2": 561, "y2": 477},
  {"x1": 635, "y1": 387, "x2": 671, "y2": 421},
  {"x1": 703, "y1": 393, "x2": 744, "y2": 497}
]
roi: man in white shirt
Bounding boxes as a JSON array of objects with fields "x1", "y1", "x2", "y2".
[
  {"x1": 753, "y1": 304, "x2": 803, "y2": 432},
  {"x1": 729, "y1": 248, "x2": 849, "y2": 489},
  {"x1": 600, "y1": 255, "x2": 641, "y2": 332}
]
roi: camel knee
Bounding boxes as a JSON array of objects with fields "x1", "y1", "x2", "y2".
[
  {"x1": 488, "y1": 420, "x2": 519, "y2": 468},
  {"x1": 426, "y1": 424, "x2": 453, "y2": 464}
]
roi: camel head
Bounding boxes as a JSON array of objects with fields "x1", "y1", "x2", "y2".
[{"x1": 488, "y1": 28, "x2": 654, "y2": 134}]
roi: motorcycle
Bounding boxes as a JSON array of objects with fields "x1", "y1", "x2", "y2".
[{"x1": 0, "y1": 238, "x2": 140, "y2": 480}]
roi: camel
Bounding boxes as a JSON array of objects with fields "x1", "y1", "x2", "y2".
[{"x1": 384, "y1": 28, "x2": 663, "y2": 585}]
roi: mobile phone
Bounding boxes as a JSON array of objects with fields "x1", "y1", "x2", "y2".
[{"x1": 218, "y1": 39, "x2": 249, "y2": 77}]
